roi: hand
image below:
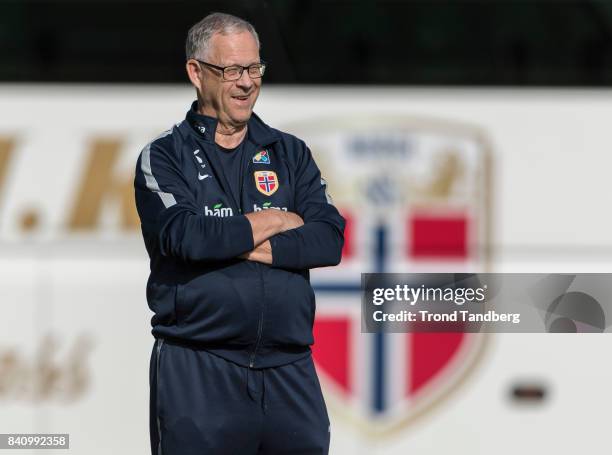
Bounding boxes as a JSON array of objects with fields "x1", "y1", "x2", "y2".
[
  {"x1": 240, "y1": 240, "x2": 273, "y2": 264},
  {"x1": 244, "y1": 210, "x2": 303, "y2": 246},
  {"x1": 279, "y1": 211, "x2": 304, "y2": 231}
]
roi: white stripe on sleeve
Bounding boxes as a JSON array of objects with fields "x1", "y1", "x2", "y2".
[{"x1": 140, "y1": 130, "x2": 177, "y2": 209}]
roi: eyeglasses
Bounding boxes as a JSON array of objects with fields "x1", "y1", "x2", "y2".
[{"x1": 195, "y1": 59, "x2": 267, "y2": 81}]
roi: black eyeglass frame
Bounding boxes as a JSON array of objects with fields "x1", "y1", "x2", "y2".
[{"x1": 194, "y1": 59, "x2": 267, "y2": 81}]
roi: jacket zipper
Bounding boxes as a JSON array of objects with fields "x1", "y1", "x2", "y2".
[
  {"x1": 246, "y1": 141, "x2": 267, "y2": 367},
  {"x1": 244, "y1": 140, "x2": 275, "y2": 368},
  {"x1": 249, "y1": 266, "x2": 265, "y2": 368}
]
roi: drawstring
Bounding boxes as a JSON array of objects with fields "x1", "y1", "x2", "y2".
[
  {"x1": 245, "y1": 367, "x2": 267, "y2": 413},
  {"x1": 246, "y1": 367, "x2": 255, "y2": 401}
]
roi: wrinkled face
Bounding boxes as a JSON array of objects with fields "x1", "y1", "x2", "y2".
[{"x1": 190, "y1": 31, "x2": 261, "y2": 128}]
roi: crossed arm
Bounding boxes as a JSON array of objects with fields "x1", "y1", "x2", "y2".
[
  {"x1": 135, "y1": 140, "x2": 344, "y2": 270},
  {"x1": 240, "y1": 210, "x2": 304, "y2": 264}
]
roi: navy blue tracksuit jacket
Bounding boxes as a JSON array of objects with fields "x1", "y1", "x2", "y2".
[{"x1": 134, "y1": 101, "x2": 345, "y2": 368}]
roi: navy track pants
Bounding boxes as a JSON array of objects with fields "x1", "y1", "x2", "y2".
[{"x1": 149, "y1": 339, "x2": 331, "y2": 455}]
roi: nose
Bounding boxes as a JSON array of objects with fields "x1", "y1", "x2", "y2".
[{"x1": 235, "y1": 68, "x2": 254, "y2": 90}]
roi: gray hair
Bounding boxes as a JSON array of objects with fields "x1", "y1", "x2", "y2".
[{"x1": 185, "y1": 12, "x2": 260, "y2": 60}]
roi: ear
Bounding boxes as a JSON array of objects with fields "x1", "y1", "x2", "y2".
[{"x1": 186, "y1": 59, "x2": 203, "y2": 89}]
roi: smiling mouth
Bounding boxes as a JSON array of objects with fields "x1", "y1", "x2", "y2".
[{"x1": 232, "y1": 94, "x2": 251, "y2": 101}]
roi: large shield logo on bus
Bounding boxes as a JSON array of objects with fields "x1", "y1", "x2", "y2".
[{"x1": 283, "y1": 116, "x2": 492, "y2": 436}]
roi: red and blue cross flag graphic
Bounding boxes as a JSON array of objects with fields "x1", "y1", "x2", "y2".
[
  {"x1": 254, "y1": 171, "x2": 278, "y2": 196},
  {"x1": 310, "y1": 211, "x2": 484, "y2": 435}
]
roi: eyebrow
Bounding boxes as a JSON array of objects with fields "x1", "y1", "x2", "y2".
[{"x1": 217, "y1": 60, "x2": 262, "y2": 67}]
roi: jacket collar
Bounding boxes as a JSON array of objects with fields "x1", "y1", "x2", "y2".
[{"x1": 185, "y1": 100, "x2": 280, "y2": 147}]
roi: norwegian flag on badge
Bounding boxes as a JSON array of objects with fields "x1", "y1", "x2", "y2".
[{"x1": 254, "y1": 170, "x2": 279, "y2": 196}]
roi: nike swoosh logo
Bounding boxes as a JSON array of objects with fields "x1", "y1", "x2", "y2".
[{"x1": 198, "y1": 173, "x2": 210, "y2": 181}]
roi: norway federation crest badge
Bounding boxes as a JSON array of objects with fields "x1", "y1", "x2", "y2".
[{"x1": 254, "y1": 170, "x2": 278, "y2": 196}]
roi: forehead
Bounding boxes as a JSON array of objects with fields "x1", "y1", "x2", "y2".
[{"x1": 208, "y1": 31, "x2": 259, "y2": 65}]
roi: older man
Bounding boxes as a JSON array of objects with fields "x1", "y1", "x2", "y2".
[{"x1": 134, "y1": 12, "x2": 345, "y2": 455}]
